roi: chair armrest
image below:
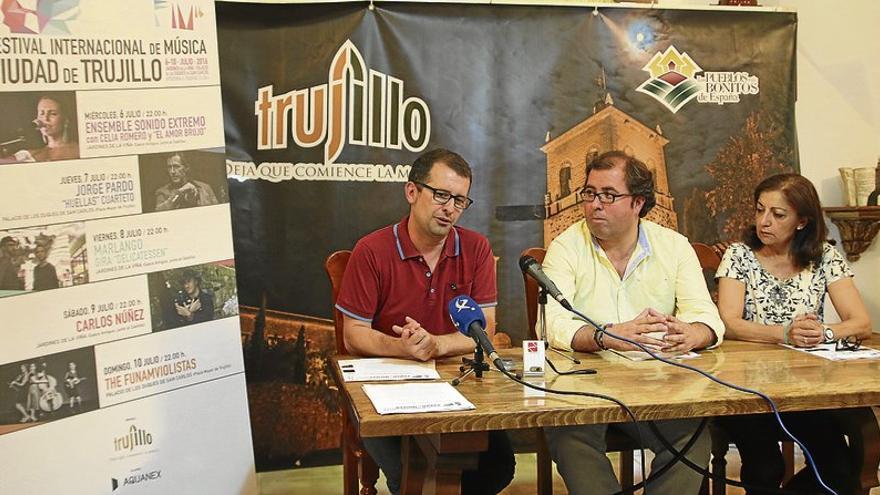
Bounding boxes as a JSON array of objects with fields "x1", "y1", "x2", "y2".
[{"x1": 492, "y1": 331, "x2": 513, "y2": 350}]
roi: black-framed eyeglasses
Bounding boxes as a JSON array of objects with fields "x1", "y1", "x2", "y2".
[
  {"x1": 413, "y1": 181, "x2": 474, "y2": 210},
  {"x1": 835, "y1": 336, "x2": 863, "y2": 352},
  {"x1": 578, "y1": 189, "x2": 633, "y2": 204}
]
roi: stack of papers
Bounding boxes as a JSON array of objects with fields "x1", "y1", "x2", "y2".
[
  {"x1": 782, "y1": 343, "x2": 880, "y2": 361},
  {"x1": 338, "y1": 358, "x2": 440, "y2": 382},
  {"x1": 362, "y1": 383, "x2": 476, "y2": 415}
]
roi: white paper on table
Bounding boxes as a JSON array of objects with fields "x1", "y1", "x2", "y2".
[
  {"x1": 362, "y1": 383, "x2": 476, "y2": 415},
  {"x1": 611, "y1": 349, "x2": 700, "y2": 361},
  {"x1": 338, "y1": 358, "x2": 440, "y2": 382},
  {"x1": 782, "y1": 343, "x2": 880, "y2": 361}
]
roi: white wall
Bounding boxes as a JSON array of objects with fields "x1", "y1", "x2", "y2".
[{"x1": 787, "y1": 0, "x2": 880, "y2": 330}]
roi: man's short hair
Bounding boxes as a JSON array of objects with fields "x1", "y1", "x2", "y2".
[
  {"x1": 585, "y1": 150, "x2": 656, "y2": 218},
  {"x1": 0, "y1": 236, "x2": 14, "y2": 247},
  {"x1": 167, "y1": 152, "x2": 190, "y2": 169},
  {"x1": 180, "y1": 269, "x2": 201, "y2": 284},
  {"x1": 408, "y1": 149, "x2": 472, "y2": 184}
]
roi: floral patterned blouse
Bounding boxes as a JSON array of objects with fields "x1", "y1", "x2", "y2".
[{"x1": 716, "y1": 242, "x2": 852, "y2": 325}]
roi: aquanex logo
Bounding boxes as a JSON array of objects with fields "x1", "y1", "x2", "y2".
[
  {"x1": 254, "y1": 39, "x2": 431, "y2": 164},
  {"x1": 111, "y1": 470, "x2": 161, "y2": 491}
]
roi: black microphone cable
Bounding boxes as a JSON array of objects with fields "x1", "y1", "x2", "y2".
[
  {"x1": 518, "y1": 261, "x2": 832, "y2": 492},
  {"x1": 540, "y1": 359, "x2": 802, "y2": 493},
  {"x1": 565, "y1": 305, "x2": 838, "y2": 495},
  {"x1": 645, "y1": 420, "x2": 802, "y2": 494},
  {"x1": 521, "y1": 360, "x2": 800, "y2": 494},
  {"x1": 543, "y1": 355, "x2": 595, "y2": 375},
  {"x1": 492, "y1": 364, "x2": 650, "y2": 495},
  {"x1": 609, "y1": 417, "x2": 708, "y2": 495}
]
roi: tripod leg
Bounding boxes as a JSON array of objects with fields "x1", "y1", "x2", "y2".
[{"x1": 451, "y1": 368, "x2": 475, "y2": 386}]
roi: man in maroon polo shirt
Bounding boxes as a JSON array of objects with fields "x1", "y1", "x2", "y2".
[{"x1": 336, "y1": 148, "x2": 514, "y2": 495}]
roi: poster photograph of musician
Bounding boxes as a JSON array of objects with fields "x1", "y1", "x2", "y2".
[
  {"x1": 0, "y1": 222, "x2": 88, "y2": 298},
  {"x1": 0, "y1": 346, "x2": 98, "y2": 435},
  {"x1": 0, "y1": 91, "x2": 80, "y2": 165},
  {"x1": 146, "y1": 260, "x2": 239, "y2": 332},
  {"x1": 137, "y1": 148, "x2": 228, "y2": 213}
]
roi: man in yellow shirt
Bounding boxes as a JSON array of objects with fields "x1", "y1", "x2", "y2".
[{"x1": 541, "y1": 151, "x2": 724, "y2": 495}]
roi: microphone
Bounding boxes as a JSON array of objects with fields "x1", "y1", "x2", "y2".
[
  {"x1": 519, "y1": 255, "x2": 572, "y2": 310},
  {"x1": 447, "y1": 295, "x2": 505, "y2": 371}
]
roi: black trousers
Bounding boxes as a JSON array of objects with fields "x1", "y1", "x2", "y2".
[
  {"x1": 717, "y1": 410, "x2": 857, "y2": 495},
  {"x1": 364, "y1": 430, "x2": 515, "y2": 495},
  {"x1": 461, "y1": 430, "x2": 516, "y2": 495}
]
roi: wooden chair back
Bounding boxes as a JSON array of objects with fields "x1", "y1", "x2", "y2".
[
  {"x1": 521, "y1": 247, "x2": 546, "y2": 341},
  {"x1": 323, "y1": 249, "x2": 380, "y2": 495},
  {"x1": 324, "y1": 250, "x2": 352, "y2": 356},
  {"x1": 691, "y1": 242, "x2": 722, "y2": 303},
  {"x1": 691, "y1": 242, "x2": 721, "y2": 272}
]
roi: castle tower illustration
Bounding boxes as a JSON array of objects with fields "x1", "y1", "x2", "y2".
[{"x1": 540, "y1": 87, "x2": 678, "y2": 245}]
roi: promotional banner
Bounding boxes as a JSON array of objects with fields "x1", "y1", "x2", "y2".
[
  {"x1": 217, "y1": 2, "x2": 798, "y2": 466},
  {"x1": 0, "y1": 1, "x2": 257, "y2": 492}
]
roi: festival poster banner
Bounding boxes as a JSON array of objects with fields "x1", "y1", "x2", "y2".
[
  {"x1": 0, "y1": 0, "x2": 256, "y2": 492},
  {"x1": 0, "y1": 276, "x2": 151, "y2": 363},
  {"x1": 0, "y1": 155, "x2": 141, "y2": 229},
  {"x1": 0, "y1": 374, "x2": 256, "y2": 494},
  {"x1": 217, "y1": 2, "x2": 797, "y2": 467}
]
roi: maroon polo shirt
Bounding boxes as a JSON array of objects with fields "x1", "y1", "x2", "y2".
[{"x1": 336, "y1": 216, "x2": 497, "y2": 338}]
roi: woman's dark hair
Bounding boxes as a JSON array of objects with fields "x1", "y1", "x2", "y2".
[
  {"x1": 37, "y1": 93, "x2": 78, "y2": 142},
  {"x1": 584, "y1": 150, "x2": 656, "y2": 217},
  {"x1": 745, "y1": 173, "x2": 827, "y2": 270}
]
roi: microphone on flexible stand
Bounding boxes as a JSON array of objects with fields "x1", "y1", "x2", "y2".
[
  {"x1": 519, "y1": 254, "x2": 582, "y2": 364},
  {"x1": 448, "y1": 295, "x2": 506, "y2": 372},
  {"x1": 519, "y1": 255, "x2": 572, "y2": 310}
]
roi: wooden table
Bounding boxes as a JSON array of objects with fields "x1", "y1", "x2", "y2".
[{"x1": 332, "y1": 341, "x2": 880, "y2": 494}]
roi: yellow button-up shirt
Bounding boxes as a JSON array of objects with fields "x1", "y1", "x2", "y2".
[{"x1": 542, "y1": 219, "x2": 724, "y2": 351}]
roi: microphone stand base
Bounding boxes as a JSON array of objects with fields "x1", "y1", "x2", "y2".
[{"x1": 451, "y1": 347, "x2": 490, "y2": 386}]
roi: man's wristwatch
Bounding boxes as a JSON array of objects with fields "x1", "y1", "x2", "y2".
[{"x1": 823, "y1": 326, "x2": 835, "y2": 343}]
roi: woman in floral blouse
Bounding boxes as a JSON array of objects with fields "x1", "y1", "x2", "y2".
[{"x1": 716, "y1": 173, "x2": 871, "y2": 494}]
